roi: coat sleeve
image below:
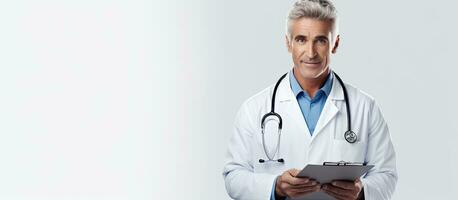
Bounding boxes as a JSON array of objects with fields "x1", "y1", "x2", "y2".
[
  {"x1": 361, "y1": 100, "x2": 398, "y2": 200},
  {"x1": 222, "y1": 101, "x2": 277, "y2": 200}
]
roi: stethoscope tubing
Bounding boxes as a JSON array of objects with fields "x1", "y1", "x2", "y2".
[{"x1": 259, "y1": 71, "x2": 356, "y2": 164}]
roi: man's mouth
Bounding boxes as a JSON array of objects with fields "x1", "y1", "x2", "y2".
[{"x1": 301, "y1": 60, "x2": 321, "y2": 64}]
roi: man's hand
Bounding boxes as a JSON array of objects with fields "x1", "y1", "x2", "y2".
[
  {"x1": 275, "y1": 169, "x2": 321, "y2": 199},
  {"x1": 321, "y1": 178, "x2": 364, "y2": 200}
]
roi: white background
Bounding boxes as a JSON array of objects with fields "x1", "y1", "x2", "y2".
[
  {"x1": 1, "y1": 0, "x2": 458, "y2": 199},
  {"x1": 1, "y1": 1, "x2": 154, "y2": 199}
]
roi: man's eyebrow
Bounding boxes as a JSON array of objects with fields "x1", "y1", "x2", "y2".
[
  {"x1": 294, "y1": 35, "x2": 306, "y2": 40},
  {"x1": 315, "y1": 35, "x2": 329, "y2": 40}
]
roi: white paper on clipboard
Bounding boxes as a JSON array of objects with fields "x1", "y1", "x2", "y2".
[{"x1": 291, "y1": 163, "x2": 374, "y2": 200}]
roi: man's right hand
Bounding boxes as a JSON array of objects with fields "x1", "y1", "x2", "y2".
[{"x1": 275, "y1": 169, "x2": 321, "y2": 199}]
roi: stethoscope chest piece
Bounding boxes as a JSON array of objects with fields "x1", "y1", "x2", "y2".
[{"x1": 344, "y1": 130, "x2": 357, "y2": 143}]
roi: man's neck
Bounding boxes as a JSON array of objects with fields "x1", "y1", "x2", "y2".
[{"x1": 293, "y1": 67, "x2": 330, "y2": 99}]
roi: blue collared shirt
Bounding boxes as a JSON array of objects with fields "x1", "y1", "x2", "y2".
[
  {"x1": 289, "y1": 70, "x2": 333, "y2": 135},
  {"x1": 270, "y1": 70, "x2": 333, "y2": 200}
]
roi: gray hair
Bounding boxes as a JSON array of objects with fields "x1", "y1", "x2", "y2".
[{"x1": 286, "y1": 0, "x2": 339, "y2": 41}]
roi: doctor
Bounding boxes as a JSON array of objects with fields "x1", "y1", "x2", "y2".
[{"x1": 222, "y1": 0, "x2": 397, "y2": 200}]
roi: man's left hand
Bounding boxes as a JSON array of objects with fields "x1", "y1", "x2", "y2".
[{"x1": 321, "y1": 178, "x2": 363, "y2": 200}]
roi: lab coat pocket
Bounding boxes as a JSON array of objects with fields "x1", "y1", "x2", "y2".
[{"x1": 329, "y1": 140, "x2": 367, "y2": 163}]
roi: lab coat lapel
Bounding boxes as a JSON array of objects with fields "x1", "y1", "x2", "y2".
[
  {"x1": 311, "y1": 75, "x2": 344, "y2": 141},
  {"x1": 277, "y1": 72, "x2": 312, "y2": 140}
]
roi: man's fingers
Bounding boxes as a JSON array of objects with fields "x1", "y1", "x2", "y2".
[
  {"x1": 287, "y1": 180, "x2": 320, "y2": 190},
  {"x1": 322, "y1": 184, "x2": 357, "y2": 200},
  {"x1": 283, "y1": 173, "x2": 311, "y2": 186},
  {"x1": 288, "y1": 180, "x2": 319, "y2": 189},
  {"x1": 324, "y1": 184, "x2": 354, "y2": 195},
  {"x1": 289, "y1": 184, "x2": 321, "y2": 193},
  {"x1": 331, "y1": 180, "x2": 357, "y2": 190},
  {"x1": 288, "y1": 169, "x2": 301, "y2": 177}
]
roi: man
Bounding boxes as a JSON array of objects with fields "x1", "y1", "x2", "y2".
[{"x1": 222, "y1": 0, "x2": 397, "y2": 200}]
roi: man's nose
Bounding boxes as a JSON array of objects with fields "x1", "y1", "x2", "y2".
[{"x1": 305, "y1": 42, "x2": 317, "y2": 59}]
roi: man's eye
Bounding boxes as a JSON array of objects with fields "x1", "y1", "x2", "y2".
[
  {"x1": 316, "y1": 39, "x2": 327, "y2": 44},
  {"x1": 296, "y1": 38, "x2": 305, "y2": 43}
]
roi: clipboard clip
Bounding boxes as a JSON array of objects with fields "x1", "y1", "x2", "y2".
[{"x1": 323, "y1": 161, "x2": 367, "y2": 166}]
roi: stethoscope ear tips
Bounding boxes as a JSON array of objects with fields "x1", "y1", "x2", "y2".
[{"x1": 259, "y1": 158, "x2": 285, "y2": 163}]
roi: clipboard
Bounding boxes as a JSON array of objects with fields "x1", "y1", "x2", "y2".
[{"x1": 292, "y1": 161, "x2": 374, "y2": 200}]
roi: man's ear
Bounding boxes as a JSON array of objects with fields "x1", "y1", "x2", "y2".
[
  {"x1": 285, "y1": 35, "x2": 292, "y2": 53},
  {"x1": 331, "y1": 35, "x2": 340, "y2": 54}
]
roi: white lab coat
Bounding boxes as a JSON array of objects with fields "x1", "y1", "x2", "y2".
[{"x1": 222, "y1": 72, "x2": 397, "y2": 200}]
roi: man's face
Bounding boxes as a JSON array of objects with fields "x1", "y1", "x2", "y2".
[{"x1": 286, "y1": 17, "x2": 339, "y2": 80}]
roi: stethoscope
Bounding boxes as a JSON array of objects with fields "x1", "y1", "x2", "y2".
[{"x1": 258, "y1": 71, "x2": 357, "y2": 164}]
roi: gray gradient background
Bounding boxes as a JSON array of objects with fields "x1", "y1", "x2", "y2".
[{"x1": 0, "y1": 0, "x2": 457, "y2": 199}]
